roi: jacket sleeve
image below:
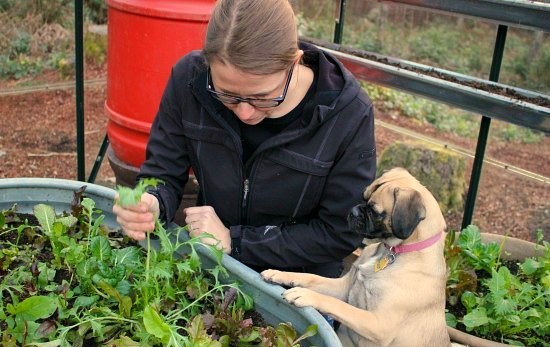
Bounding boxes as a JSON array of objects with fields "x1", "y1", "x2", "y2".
[
  {"x1": 137, "y1": 68, "x2": 191, "y2": 222},
  {"x1": 231, "y1": 102, "x2": 376, "y2": 269}
]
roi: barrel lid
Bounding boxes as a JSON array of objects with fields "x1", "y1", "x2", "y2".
[{"x1": 107, "y1": 0, "x2": 215, "y2": 21}]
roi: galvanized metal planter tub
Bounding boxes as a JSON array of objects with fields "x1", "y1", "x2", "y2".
[{"x1": 0, "y1": 177, "x2": 342, "y2": 347}]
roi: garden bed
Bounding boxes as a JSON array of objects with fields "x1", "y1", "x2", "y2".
[
  {"x1": 444, "y1": 228, "x2": 548, "y2": 346},
  {"x1": 0, "y1": 179, "x2": 340, "y2": 346}
]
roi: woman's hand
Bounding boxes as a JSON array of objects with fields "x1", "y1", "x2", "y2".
[
  {"x1": 184, "y1": 206, "x2": 231, "y2": 253},
  {"x1": 113, "y1": 192, "x2": 159, "y2": 241}
]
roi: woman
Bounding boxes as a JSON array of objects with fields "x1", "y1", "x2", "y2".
[{"x1": 113, "y1": 0, "x2": 376, "y2": 278}]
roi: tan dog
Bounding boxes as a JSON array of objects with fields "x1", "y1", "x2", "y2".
[{"x1": 262, "y1": 168, "x2": 455, "y2": 347}]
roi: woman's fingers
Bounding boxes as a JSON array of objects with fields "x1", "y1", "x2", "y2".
[
  {"x1": 141, "y1": 193, "x2": 160, "y2": 218},
  {"x1": 113, "y1": 202, "x2": 147, "y2": 216},
  {"x1": 184, "y1": 206, "x2": 215, "y2": 225},
  {"x1": 183, "y1": 206, "x2": 231, "y2": 253},
  {"x1": 117, "y1": 216, "x2": 155, "y2": 231},
  {"x1": 114, "y1": 204, "x2": 153, "y2": 222},
  {"x1": 112, "y1": 192, "x2": 160, "y2": 240},
  {"x1": 123, "y1": 228, "x2": 147, "y2": 241},
  {"x1": 115, "y1": 213, "x2": 154, "y2": 240}
]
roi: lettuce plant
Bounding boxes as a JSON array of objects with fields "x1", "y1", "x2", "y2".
[
  {"x1": 445, "y1": 226, "x2": 549, "y2": 346},
  {"x1": 0, "y1": 184, "x2": 317, "y2": 346}
]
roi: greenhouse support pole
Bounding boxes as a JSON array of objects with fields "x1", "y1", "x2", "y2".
[
  {"x1": 333, "y1": 0, "x2": 347, "y2": 44},
  {"x1": 462, "y1": 24, "x2": 508, "y2": 229},
  {"x1": 75, "y1": 0, "x2": 85, "y2": 181},
  {"x1": 88, "y1": 135, "x2": 109, "y2": 183}
]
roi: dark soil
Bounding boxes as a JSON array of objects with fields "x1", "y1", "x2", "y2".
[{"x1": 0, "y1": 61, "x2": 548, "y2": 243}]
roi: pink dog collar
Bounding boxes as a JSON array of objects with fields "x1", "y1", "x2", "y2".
[{"x1": 386, "y1": 231, "x2": 443, "y2": 254}]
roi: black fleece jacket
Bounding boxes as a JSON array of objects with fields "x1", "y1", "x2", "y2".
[{"x1": 138, "y1": 42, "x2": 376, "y2": 277}]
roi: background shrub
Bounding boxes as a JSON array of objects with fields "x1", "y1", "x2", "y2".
[
  {"x1": 377, "y1": 141, "x2": 467, "y2": 214},
  {"x1": 84, "y1": 0, "x2": 107, "y2": 24},
  {"x1": 0, "y1": 0, "x2": 108, "y2": 81}
]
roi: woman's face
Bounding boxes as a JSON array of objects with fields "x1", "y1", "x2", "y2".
[{"x1": 208, "y1": 61, "x2": 293, "y2": 125}]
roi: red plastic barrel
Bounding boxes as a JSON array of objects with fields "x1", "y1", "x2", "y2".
[{"x1": 106, "y1": 0, "x2": 215, "y2": 168}]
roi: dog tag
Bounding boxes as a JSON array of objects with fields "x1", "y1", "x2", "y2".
[{"x1": 374, "y1": 256, "x2": 390, "y2": 272}]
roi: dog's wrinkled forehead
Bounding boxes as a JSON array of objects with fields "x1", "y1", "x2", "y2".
[
  {"x1": 363, "y1": 181, "x2": 398, "y2": 214},
  {"x1": 362, "y1": 168, "x2": 421, "y2": 214},
  {"x1": 364, "y1": 168, "x2": 414, "y2": 200},
  {"x1": 363, "y1": 181, "x2": 383, "y2": 200}
]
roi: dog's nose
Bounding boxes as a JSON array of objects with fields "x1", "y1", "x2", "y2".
[{"x1": 350, "y1": 205, "x2": 362, "y2": 218}]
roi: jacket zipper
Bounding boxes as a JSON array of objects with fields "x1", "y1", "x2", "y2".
[{"x1": 242, "y1": 178, "x2": 250, "y2": 208}]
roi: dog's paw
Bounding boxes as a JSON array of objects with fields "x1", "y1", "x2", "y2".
[
  {"x1": 260, "y1": 269, "x2": 281, "y2": 282},
  {"x1": 283, "y1": 287, "x2": 319, "y2": 308},
  {"x1": 261, "y1": 269, "x2": 296, "y2": 286}
]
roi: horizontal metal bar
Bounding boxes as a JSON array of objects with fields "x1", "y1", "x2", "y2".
[
  {"x1": 0, "y1": 79, "x2": 106, "y2": 97},
  {"x1": 382, "y1": 0, "x2": 550, "y2": 32},
  {"x1": 304, "y1": 38, "x2": 550, "y2": 133}
]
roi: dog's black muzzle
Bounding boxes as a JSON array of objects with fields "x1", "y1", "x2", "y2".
[{"x1": 347, "y1": 203, "x2": 392, "y2": 239}]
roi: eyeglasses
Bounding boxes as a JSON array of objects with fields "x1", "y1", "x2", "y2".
[{"x1": 206, "y1": 64, "x2": 294, "y2": 108}]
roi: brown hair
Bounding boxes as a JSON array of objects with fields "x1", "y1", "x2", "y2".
[{"x1": 203, "y1": 0, "x2": 300, "y2": 75}]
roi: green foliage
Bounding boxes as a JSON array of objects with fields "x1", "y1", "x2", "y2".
[
  {"x1": 445, "y1": 226, "x2": 550, "y2": 346},
  {"x1": 0, "y1": 0, "x2": 10, "y2": 11},
  {"x1": 0, "y1": 1, "x2": 73, "y2": 80},
  {"x1": 0, "y1": 0, "x2": 109, "y2": 81},
  {"x1": 363, "y1": 83, "x2": 442, "y2": 122},
  {"x1": 294, "y1": 4, "x2": 333, "y2": 41},
  {"x1": 363, "y1": 83, "x2": 543, "y2": 144},
  {"x1": 5, "y1": 295, "x2": 59, "y2": 342},
  {"x1": 409, "y1": 27, "x2": 461, "y2": 66},
  {"x1": 36, "y1": 0, "x2": 74, "y2": 25},
  {"x1": 84, "y1": 30, "x2": 107, "y2": 65},
  {"x1": 0, "y1": 55, "x2": 44, "y2": 80},
  {"x1": 9, "y1": 32, "x2": 32, "y2": 57},
  {"x1": 7, "y1": 295, "x2": 58, "y2": 321},
  {"x1": 143, "y1": 304, "x2": 173, "y2": 345},
  {"x1": 455, "y1": 226, "x2": 502, "y2": 273},
  {"x1": 47, "y1": 51, "x2": 74, "y2": 79},
  {"x1": 33, "y1": 203, "x2": 78, "y2": 268},
  {"x1": 500, "y1": 31, "x2": 550, "y2": 93},
  {"x1": 300, "y1": 2, "x2": 549, "y2": 94},
  {"x1": 0, "y1": 188, "x2": 317, "y2": 346},
  {"x1": 445, "y1": 229, "x2": 478, "y2": 307},
  {"x1": 0, "y1": 0, "x2": 72, "y2": 24},
  {"x1": 276, "y1": 323, "x2": 318, "y2": 347},
  {"x1": 527, "y1": 47, "x2": 550, "y2": 91},
  {"x1": 116, "y1": 178, "x2": 163, "y2": 207},
  {"x1": 363, "y1": 84, "x2": 480, "y2": 138},
  {"x1": 492, "y1": 123, "x2": 544, "y2": 144},
  {"x1": 84, "y1": 0, "x2": 107, "y2": 24}
]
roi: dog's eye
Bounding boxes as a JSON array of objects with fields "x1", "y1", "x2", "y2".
[
  {"x1": 367, "y1": 203, "x2": 383, "y2": 214},
  {"x1": 376, "y1": 211, "x2": 386, "y2": 220}
]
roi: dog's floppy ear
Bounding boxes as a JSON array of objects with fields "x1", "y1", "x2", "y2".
[{"x1": 391, "y1": 187, "x2": 426, "y2": 239}]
